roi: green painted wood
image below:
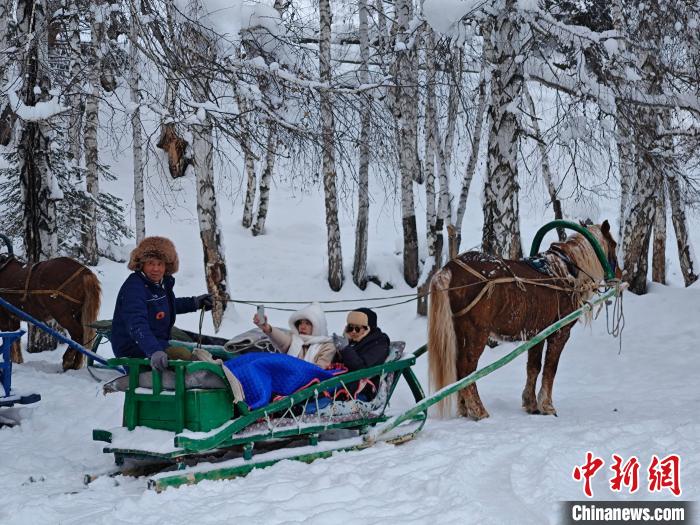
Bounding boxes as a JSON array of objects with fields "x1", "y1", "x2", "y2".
[
  {"x1": 369, "y1": 285, "x2": 625, "y2": 442},
  {"x1": 529, "y1": 220, "x2": 614, "y2": 280},
  {"x1": 148, "y1": 446, "x2": 362, "y2": 492},
  {"x1": 98, "y1": 416, "x2": 392, "y2": 462},
  {"x1": 174, "y1": 356, "x2": 418, "y2": 452}
]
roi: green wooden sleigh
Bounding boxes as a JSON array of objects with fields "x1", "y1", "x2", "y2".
[
  {"x1": 90, "y1": 220, "x2": 624, "y2": 492},
  {"x1": 91, "y1": 341, "x2": 427, "y2": 492}
]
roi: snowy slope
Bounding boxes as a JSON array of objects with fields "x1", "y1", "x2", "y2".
[{"x1": 1, "y1": 169, "x2": 698, "y2": 524}]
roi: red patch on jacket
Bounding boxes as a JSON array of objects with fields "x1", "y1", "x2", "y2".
[{"x1": 155, "y1": 311, "x2": 165, "y2": 320}]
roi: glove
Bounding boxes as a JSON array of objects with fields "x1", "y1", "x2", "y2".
[
  {"x1": 194, "y1": 293, "x2": 214, "y2": 311},
  {"x1": 150, "y1": 350, "x2": 169, "y2": 371}
]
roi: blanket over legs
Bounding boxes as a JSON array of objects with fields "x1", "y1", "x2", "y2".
[{"x1": 223, "y1": 353, "x2": 342, "y2": 409}]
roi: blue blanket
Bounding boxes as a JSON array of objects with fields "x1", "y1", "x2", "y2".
[{"x1": 223, "y1": 353, "x2": 340, "y2": 409}]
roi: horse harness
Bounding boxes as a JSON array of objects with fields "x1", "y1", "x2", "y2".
[
  {"x1": 448, "y1": 256, "x2": 595, "y2": 319},
  {"x1": 0, "y1": 257, "x2": 86, "y2": 304}
]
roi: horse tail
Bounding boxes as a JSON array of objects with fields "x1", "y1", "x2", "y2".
[
  {"x1": 428, "y1": 267, "x2": 457, "y2": 417},
  {"x1": 81, "y1": 270, "x2": 102, "y2": 346}
]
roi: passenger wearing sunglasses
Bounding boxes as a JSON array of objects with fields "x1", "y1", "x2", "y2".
[{"x1": 336, "y1": 308, "x2": 390, "y2": 372}]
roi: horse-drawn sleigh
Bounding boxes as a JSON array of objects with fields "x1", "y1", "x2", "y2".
[{"x1": 0, "y1": 221, "x2": 624, "y2": 490}]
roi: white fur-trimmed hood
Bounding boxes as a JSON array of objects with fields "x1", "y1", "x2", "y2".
[{"x1": 287, "y1": 302, "x2": 328, "y2": 336}]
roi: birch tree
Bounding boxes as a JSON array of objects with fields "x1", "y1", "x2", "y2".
[
  {"x1": 523, "y1": 83, "x2": 565, "y2": 241},
  {"x1": 129, "y1": 12, "x2": 146, "y2": 242},
  {"x1": 454, "y1": 75, "x2": 486, "y2": 253},
  {"x1": 481, "y1": 5, "x2": 523, "y2": 259},
  {"x1": 319, "y1": 0, "x2": 343, "y2": 291},
  {"x1": 66, "y1": 0, "x2": 83, "y2": 165},
  {"x1": 81, "y1": 0, "x2": 103, "y2": 265},
  {"x1": 392, "y1": 0, "x2": 419, "y2": 286},
  {"x1": 185, "y1": 18, "x2": 230, "y2": 329},
  {"x1": 651, "y1": 182, "x2": 666, "y2": 284},
  {"x1": 16, "y1": 0, "x2": 62, "y2": 352},
  {"x1": 666, "y1": 168, "x2": 698, "y2": 287},
  {"x1": 251, "y1": 122, "x2": 277, "y2": 236},
  {"x1": 351, "y1": 0, "x2": 371, "y2": 290}
]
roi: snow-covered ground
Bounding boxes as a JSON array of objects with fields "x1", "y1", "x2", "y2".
[{"x1": 1, "y1": 161, "x2": 698, "y2": 523}]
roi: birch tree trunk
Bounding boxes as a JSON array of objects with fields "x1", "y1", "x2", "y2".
[
  {"x1": 621, "y1": 160, "x2": 657, "y2": 294},
  {"x1": 651, "y1": 181, "x2": 666, "y2": 284},
  {"x1": 192, "y1": 84, "x2": 230, "y2": 330},
  {"x1": 130, "y1": 17, "x2": 145, "y2": 242},
  {"x1": 454, "y1": 75, "x2": 487, "y2": 252},
  {"x1": 241, "y1": 144, "x2": 257, "y2": 228},
  {"x1": 0, "y1": 1, "x2": 16, "y2": 146},
  {"x1": 252, "y1": 122, "x2": 277, "y2": 236},
  {"x1": 319, "y1": 0, "x2": 343, "y2": 291},
  {"x1": 666, "y1": 169, "x2": 699, "y2": 287},
  {"x1": 66, "y1": 0, "x2": 83, "y2": 165},
  {"x1": 523, "y1": 83, "x2": 565, "y2": 241},
  {"x1": 423, "y1": 30, "x2": 438, "y2": 263},
  {"x1": 416, "y1": 29, "x2": 438, "y2": 315},
  {"x1": 616, "y1": 120, "x2": 635, "y2": 241},
  {"x1": 17, "y1": 0, "x2": 60, "y2": 352},
  {"x1": 481, "y1": 6, "x2": 523, "y2": 259},
  {"x1": 352, "y1": 0, "x2": 371, "y2": 290},
  {"x1": 394, "y1": 0, "x2": 419, "y2": 286},
  {"x1": 81, "y1": 1, "x2": 103, "y2": 265}
]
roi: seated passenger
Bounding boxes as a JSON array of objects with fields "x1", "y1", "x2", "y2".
[
  {"x1": 336, "y1": 308, "x2": 390, "y2": 371},
  {"x1": 253, "y1": 302, "x2": 336, "y2": 368},
  {"x1": 111, "y1": 236, "x2": 213, "y2": 371}
]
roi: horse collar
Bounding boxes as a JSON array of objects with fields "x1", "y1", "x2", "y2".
[{"x1": 548, "y1": 246, "x2": 579, "y2": 278}]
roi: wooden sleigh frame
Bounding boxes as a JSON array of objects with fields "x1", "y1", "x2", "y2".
[{"x1": 92, "y1": 344, "x2": 427, "y2": 491}]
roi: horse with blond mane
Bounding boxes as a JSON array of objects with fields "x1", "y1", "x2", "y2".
[{"x1": 428, "y1": 220, "x2": 620, "y2": 420}]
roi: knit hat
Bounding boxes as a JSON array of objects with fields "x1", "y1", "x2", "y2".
[
  {"x1": 128, "y1": 236, "x2": 179, "y2": 275},
  {"x1": 347, "y1": 307, "x2": 377, "y2": 329}
]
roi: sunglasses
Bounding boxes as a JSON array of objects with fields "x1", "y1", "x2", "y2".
[{"x1": 345, "y1": 324, "x2": 368, "y2": 334}]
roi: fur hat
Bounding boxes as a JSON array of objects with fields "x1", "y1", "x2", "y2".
[
  {"x1": 128, "y1": 236, "x2": 179, "y2": 275},
  {"x1": 347, "y1": 307, "x2": 377, "y2": 329}
]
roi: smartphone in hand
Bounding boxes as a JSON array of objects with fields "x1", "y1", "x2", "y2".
[{"x1": 257, "y1": 305, "x2": 265, "y2": 323}]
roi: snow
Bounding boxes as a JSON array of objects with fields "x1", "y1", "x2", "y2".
[
  {"x1": 1, "y1": 54, "x2": 699, "y2": 525},
  {"x1": 7, "y1": 91, "x2": 69, "y2": 122},
  {"x1": 423, "y1": 0, "x2": 483, "y2": 35},
  {"x1": 2, "y1": 168, "x2": 698, "y2": 522}
]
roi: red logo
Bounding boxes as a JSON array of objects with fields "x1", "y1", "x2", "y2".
[
  {"x1": 155, "y1": 311, "x2": 165, "y2": 320},
  {"x1": 573, "y1": 451, "x2": 605, "y2": 498},
  {"x1": 573, "y1": 453, "x2": 682, "y2": 497}
]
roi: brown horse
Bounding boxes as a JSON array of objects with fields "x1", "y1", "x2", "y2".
[
  {"x1": 428, "y1": 220, "x2": 620, "y2": 420},
  {"x1": 0, "y1": 254, "x2": 101, "y2": 370}
]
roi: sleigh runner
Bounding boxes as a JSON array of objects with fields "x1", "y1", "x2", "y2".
[{"x1": 92, "y1": 341, "x2": 426, "y2": 491}]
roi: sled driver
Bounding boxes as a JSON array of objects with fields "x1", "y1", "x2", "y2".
[{"x1": 111, "y1": 236, "x2": 213, "y2": 371}]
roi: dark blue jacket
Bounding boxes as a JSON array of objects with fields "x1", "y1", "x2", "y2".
[{"x1": 111, "y1": 272, "x2": 197, "y2": 358}]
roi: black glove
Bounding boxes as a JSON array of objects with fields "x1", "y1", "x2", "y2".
[
  {"x1": 150, "y1": 350, "x2": 169, "y2": 371},
  {"x1": 194, "y1": 293, "x2": 214, "y2": 311}
]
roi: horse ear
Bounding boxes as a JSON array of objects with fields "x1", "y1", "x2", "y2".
[{"x1": 601, "y1": 220, "x2": 610, "y2": 234}]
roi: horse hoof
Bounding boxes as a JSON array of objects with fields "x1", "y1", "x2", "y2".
[
  {"x1": 524, "y1": 405, "x2": 540, "y2": 415},
  {"x1": 539, "y1": 405, "x2": 557, "y2": 416},
  {"x1": 468, "y1": 407, "x2": 490, "y2": 421}
]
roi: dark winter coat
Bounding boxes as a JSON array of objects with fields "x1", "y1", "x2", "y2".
[
  {"x1": 111, "y1": 272, "x2": 197, "y2": 359},
  {"x1": 335, "y1": 328, "x2": 390, "y2": 400},
  {"x1": 337, "y1": 328, "x2": 391, "y2": 371}
]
